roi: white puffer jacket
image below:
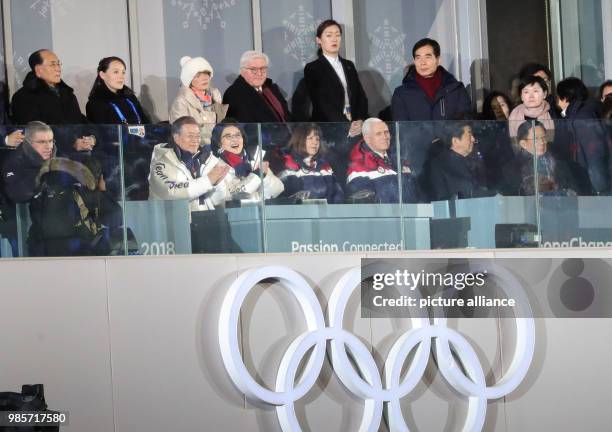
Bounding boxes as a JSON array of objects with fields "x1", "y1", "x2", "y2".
[
  {"x1": 148, "y1": 143, "x2": 227, "y2": 212},
  {"x1": 219, "y1": 166, "x2": 284, "y2": 202}
]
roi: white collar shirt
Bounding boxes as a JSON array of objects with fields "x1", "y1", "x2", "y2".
[{"x1": 323, "y1": 54, "x2": 350, "y2": 107}]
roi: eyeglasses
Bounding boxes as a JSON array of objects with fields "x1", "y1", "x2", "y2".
[
  {"x1": 244, "y1": 67, "x2": 268, "y2": 74},
  {"x1": 32, "y1": 139, "x2": 55, "y2": 146},
  {"x1": 222, "y1": 133, "x2": 242, "y2": 141},
  {"x1": 43, "y1": 61, "x2": 62, "y2": 68}
]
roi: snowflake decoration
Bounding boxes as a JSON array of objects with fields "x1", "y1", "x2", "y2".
[
  {"x1": 282, "y1": 5, "x2": 320, "y2": 66},
  {"x1": 170, "y1": 0, "x2": 237, "y2": 31},
  {"x1": 368, "y1": 19, "x2": 407, "y2": 81},
  {"x1": 30, "y1": 0, "x2": 75, "y2": 19},
  {"x1": 0, "y1": 51, "x2": 34, "y2": 86}
]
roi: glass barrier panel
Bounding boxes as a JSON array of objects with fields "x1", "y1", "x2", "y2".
[
  {"x1": 538, "y1": 118, "x2": 612, "y2": 249},
  {"x1": 121, "y1": 120, "x2": 256, "y2": 255},
  {"x1": 397, "y1": 120, "x2": 439, "y2": 249},
  {"x1": 421, "y1": 119, "x2": 541, "y2": 249},
  {"x1": 261, "y1": 121, "x2": 403, "y2": 253},
  {"x1": 211, "y1": 122, "x2": 264, "y2": 254},
  {"x1": 3, "y1": 124, "x2": 124, "y2": 257}
]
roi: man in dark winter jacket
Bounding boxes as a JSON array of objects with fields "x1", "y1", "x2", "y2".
[
  {"x1": 391, "y1": 39, "x2": 473, "y2": 183},
  {"x1": 391, "y1": 38, "x2": 472, "y2": 122},
  {"x1": 1, "y1": 121, "x2": 56, "y2": 203},
  {"x1": 223, "y1": 51, "x2": 291, "y2": 124},
  {"x1": 11, "y1": 49, "x2": 87, "y2": 125},
  {"x1": 223, "y1": 51, "x2": 291, "y2": 146},
  {"x1": 429, "y1": 122, "x2": 489, "y2": 201}
]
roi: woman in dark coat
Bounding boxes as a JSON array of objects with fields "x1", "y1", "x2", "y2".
[
  {"x1": 86, "y1": 56, "x2": 152, "y2": 199},
  {"x1": 86, "y1": 57, "x2": 150, "y2": 125}
]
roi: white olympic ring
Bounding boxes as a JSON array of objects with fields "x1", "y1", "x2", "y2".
[{"x1": 218, "y1": 264, "x2": 535, "y2": 432}]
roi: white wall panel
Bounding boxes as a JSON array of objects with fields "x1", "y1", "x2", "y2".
[
  {"x1": 0, "y1": 259, "x2": 114, "y2": 432},
  {"x1": 1, "y1": 251, "x2": 612, "y2": 431},
  {"x1": 51, "y1": 0, "x2": 130, "y2": 114}
]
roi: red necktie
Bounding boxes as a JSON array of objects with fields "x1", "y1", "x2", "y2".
[{"x1": 260, "y1": 87, "x2": 286, "y2": 122}]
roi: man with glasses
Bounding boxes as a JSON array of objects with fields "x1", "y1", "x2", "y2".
[
  {"x1": 346, "y1": 118, "x2": 418, "y2": 203},
  {"x1": 148, "y1": 116, "x2": 229, "y2": 212},
  {"x1": 1, "y1": 121, "x2": 57, "y2": 203},
  {"x1": 11, "y1": 49, "x2": 86, "y2": 125},
  {"x1": 223, "y1": 50, "x2": 291, "y2": 124}
]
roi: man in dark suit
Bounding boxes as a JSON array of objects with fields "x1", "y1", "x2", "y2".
[
  {"x1": 11, "y1": 49, "x2": 87, "y2": 125},
  {"x1": 223, "y1": 51, "x2": 291, "y2": 124},
  {"x1": 223, "y1": 51, "x2": 291, "y2": 147}
]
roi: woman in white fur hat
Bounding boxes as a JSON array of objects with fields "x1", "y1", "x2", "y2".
[{"x1": 169, "y1": 56, "x2": 228, "y2": 145}]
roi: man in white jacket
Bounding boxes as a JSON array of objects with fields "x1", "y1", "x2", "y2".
[{"x1": 148, "y1": 116, "x2": 229, "y2": 212}]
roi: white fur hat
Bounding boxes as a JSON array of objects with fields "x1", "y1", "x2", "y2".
[{"x1": 179, "y1": 56, "x2": 214, "y2": 87}]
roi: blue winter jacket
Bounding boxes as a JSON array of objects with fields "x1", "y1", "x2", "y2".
[{"x1": 277, "y1": 150, "x2": 345, "y2": 204}]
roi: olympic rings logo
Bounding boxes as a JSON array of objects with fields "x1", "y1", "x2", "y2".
[{"x1": 219, "y1": 265, "x2": 535, "y2": 431}]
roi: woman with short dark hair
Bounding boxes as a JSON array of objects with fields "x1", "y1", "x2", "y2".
[{"x1": 508, "y1": 76, "x2": 555, "y2": 137}]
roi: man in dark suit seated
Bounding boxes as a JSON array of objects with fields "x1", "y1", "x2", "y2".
[
  {"x1": 223, "y1": 51, "x2": 291, "y2": 146},
  {"x1": 429, "y1": 121, "x2": 490, "y2": 201}
]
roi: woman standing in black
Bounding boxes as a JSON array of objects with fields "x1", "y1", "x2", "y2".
[
  {"x1": 304, "y1": 19, "x2": 368, "y2": 131},
  {"x1": 304, "y1": 19, "x2": 369, "y2": 180}
]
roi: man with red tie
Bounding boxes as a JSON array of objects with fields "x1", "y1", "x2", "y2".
[{"x1": 223, "y1": 50, "x2": 292, "y2": 125}]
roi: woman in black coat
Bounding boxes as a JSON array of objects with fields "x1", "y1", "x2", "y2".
[
  {"x1": 86, "y1": 57, "x2": 152, "y2": 199},
  {"x1": 86, "y1": 56, "x2": 150, "y2": 125},
  {"x1": 304, "y1": 19, "x2": 368, "y2": 136}
]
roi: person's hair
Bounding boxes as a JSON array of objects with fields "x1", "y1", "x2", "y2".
[
  {"x1": 210, "y1": 119, "x2": 248, "y2": 155},
  {"x1": 516, "y1": 120, "x2": 546, "y2": 142},
  {"x1": 24, "y1": 121, "x2": 53, "y2": 144},
  {"x1": 598, "y1": 80, "x2": 612, "y2": 100},
  {"x1": 412, "y1": 38, "x2": 440, "y2": 58},
  {"x1": 481, "y1": 91, "x2": 513, "y2": 120},
  {"x1": 171, "y1": 116, "x2": 199, "y2": 137},
  {"x1": 444, "y1": 122, "x2": 470, "y2": 149},
  {"x1": 239, "y1": 51, "x2": 269, "y2": 69},
  {"x1": 556, "y1": 77, "x2": 588, "y2": 104},
  {"x1": 518, "y1": 62, "x2": 552, "y2": 81},
  {"x1": 362, "y1": 118, "x2": 384, "y2": 137},
  {"x1": 288, "y1": 123, "x2": 323, "y2": 156},
  {"x1": 88, "y1": 56, "x2": 128, "y2": 98},
  {"x1": 518, "y1": 75, "x2": 548, "y2": 96},
  {"x1": 28, "y1": 49, "x2": 49, "y2": 70},
  {"x1": 316, "y1": 19, "x2": 342, "y2": 56}
]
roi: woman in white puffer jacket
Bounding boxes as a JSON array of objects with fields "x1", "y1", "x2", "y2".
[{"x1": 210, "y1": 121, "x2": 284, "y2": 203}]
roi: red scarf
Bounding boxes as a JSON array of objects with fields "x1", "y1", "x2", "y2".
[
  {"x1": 221, "y1": 150, "x2": 252, "y2": 178},
  {"x1": 415, "y1": 68, "x2": 443, "y2": 101}
]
